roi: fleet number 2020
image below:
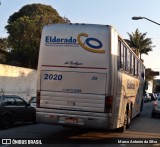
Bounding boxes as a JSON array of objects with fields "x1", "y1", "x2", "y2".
[{"x1": 44, "y1": 74, "x2": 63, "y2": 80}]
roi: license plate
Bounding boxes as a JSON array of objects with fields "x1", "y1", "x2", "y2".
[
  {"x1": 65, "y1": 117, "x2": 78, "y2": 124},
  {"x1": 59, "y1": 117, "x2": 84, "y2": 125}
]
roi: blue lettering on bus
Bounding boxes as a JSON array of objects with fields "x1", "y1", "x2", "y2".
[
  {"x1": 45, "y1": 36, "x2": 77, "y2": 43},
  {"x1": 44, "y1": 74, "x2": 63, "y2": 80}
]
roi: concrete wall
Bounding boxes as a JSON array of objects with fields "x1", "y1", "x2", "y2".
[{"x1": 0, "y1": 64, "x2": 37, "y2": 101}]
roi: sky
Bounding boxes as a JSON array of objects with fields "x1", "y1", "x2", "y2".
[{"x1": 1, "y1": 0, "x2": 160, "y2": 73}]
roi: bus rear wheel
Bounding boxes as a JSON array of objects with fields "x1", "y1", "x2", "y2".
[
  {"x1": 126, "y1": 109, "x2": 132, "y2": 129},
  {"x1": 0, "y1": 115, "x2": 12, "y2": 129},
  {"x1": 117, "y1": 109, "x2": 131, "y2": 132},
  {"x1": 117, "y1": 113, "x2": 127, "y2": 132}
]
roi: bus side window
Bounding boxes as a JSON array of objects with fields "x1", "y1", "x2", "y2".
[
  {"x1": 137, "y1": 61, "x2": 141, "y2": 78},
  {"x1": 118, "y1": 40, "x2": 122, "y2": 69},
  {"x1": 124, "y1": 46, "x2": 127, "y2": 71},
  {"x1": 132, "y1": 56, "x2": 135, "y2": 75},
  {"x1": 118, "y1": 39, "x2": 143, "y2": 78},
  {"x1": 134, "y1": 58, "x2": 137, "y2": 75},
  {"x1": 136, "y1": 60, "x2": 139, "y2": 77},
  {"x1": 135, "y1": 59, "x2": 138, "y2": 76},
  {"x1": 141, "y1": 65, "x2": 145, "y2": 79},
  {"x1": 130, "y1": 53, "x2": 132, "y2": 74},
  {"x1": 127, "y1": 49, "x2": 131, "y2": 73},
  {"x1": 121, "y1": 43, "x2": 124, "y2": 69},
  {"x1": 118, "y1": 40, "x2": 124, "y2": 70}
]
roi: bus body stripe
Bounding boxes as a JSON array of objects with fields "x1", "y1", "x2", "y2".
[{"x1": 42, "y1": 65, "x2": 107, "y2": 70}]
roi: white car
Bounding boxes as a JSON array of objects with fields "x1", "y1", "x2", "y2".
[{"x1": 151, "y1": 97, "x2": 160, "y2": 117}]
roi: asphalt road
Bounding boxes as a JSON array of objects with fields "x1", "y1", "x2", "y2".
[{"x1": 0, "y1": 101, "x2": 159, "y2": 147}]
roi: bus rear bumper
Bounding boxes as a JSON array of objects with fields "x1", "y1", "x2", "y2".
[{"x1": 36, "y1": 108, "x2": 113, "y2": 130}]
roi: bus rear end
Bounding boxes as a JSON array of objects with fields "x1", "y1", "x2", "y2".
[{"x1": 36, "y1": 24, "x2": 113, "y2": 129}]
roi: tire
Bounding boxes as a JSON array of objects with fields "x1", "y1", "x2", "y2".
[
  {"x1": 117, "y1": 113, "x2": 127, "y2": 132},
  {"x1": 0, "y1": 115, "x2": 11, "y2": 130},
  {"x1": 31, "y1": 112, "x2": 37, "y2": 124},
  {"x1": 126, "y1": 109, "x2": 132, "y2": 129},
  {"x1": 32, "y1": 116, "x2": 37, "y2": 124}
]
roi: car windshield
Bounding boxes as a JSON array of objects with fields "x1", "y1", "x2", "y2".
[{"x1": 31, "y1": 97, "x2": 36, "y2": 103}]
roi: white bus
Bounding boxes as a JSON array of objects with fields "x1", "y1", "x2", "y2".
[{"x1": 36, "y1": 23, "x2": 145, "y2": 131}]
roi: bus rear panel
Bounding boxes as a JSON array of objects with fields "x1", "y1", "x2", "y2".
[{"x1": 36, "y1": 24, "x2": 114, "y2": 129}]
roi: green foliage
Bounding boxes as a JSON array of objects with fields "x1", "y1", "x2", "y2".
[
  {"x1": 5, "y1": 3, "x2": 70, "y2": 69},
  {"x1": 125, "y1": 29, "x2": 155, "y2": 59},
  {"x1": 0, "y1": 38, "x2": 9, "y2": 51},
  {"x1": 145, "y1": 68, "x2": 156, "y2": 81}
]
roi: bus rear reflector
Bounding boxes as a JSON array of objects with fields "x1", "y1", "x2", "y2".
[
  {"x1": 36, "y1": 91, "x2": 40, "y2": 108},
  {"x1": 105, "y1": 96, "x2": 112, "y2": 113}
]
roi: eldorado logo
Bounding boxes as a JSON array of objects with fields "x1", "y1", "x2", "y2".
[
  {"x1": 45, "y1": 33, "x2": 105, "y2": 53},
  {"x1": 77, "y1": 33, "x2": 105, "y2": 53}
]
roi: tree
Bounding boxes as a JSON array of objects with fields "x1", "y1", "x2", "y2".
[
  {"x1": 0, "y1": 38, "x2": 9, "y2": 51},
  {"x1": 5, "y1": 4, "x2": 70, "y2": 69},
  {"x1": 145, "y1": 68, "x2": 159, "y2": 81},
  {"x1": 125, "y1": 29, "x2": 155, "y2": 59}
]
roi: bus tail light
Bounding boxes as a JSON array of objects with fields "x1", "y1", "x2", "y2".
[
  {"x1": 105, "y1": 96, "x2": 112, "y2": 113},
  {"x1": 36, "y1": 91, "x2": 41, "y2": 108}
]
